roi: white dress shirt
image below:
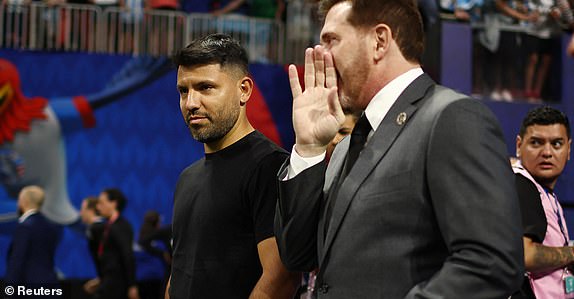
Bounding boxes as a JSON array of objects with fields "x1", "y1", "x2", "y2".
[{"x1": 19, "y1": 209, "x2": 38, "y2": 223}]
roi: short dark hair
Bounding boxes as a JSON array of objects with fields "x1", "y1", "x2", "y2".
[
  {"x1": 319, "y1": 0, "x2": 424, "y2": 63},
  {"x1": 171, "y1": 33, "x2": 249, "y2": 76},
  {"x1": 103, "y1": 188, "x2": 127, "y2": 212},
  {"x1": 519, "y1": 106, "x2": 571, "y2": 139}
]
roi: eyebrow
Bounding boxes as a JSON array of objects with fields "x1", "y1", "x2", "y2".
[
  {"x1": 320, "y1": 32, "x2": 335, "y2": 43},
  {"x1": 529, "y1": 136, "x2": 565, "y2": 141}
]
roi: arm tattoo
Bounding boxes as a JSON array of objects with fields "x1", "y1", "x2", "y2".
[{"x1": 531, "y1": 243, "x2": 574, "y2": 272}]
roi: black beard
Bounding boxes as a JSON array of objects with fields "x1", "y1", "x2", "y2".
[{"x1": 187, "y1": 110, "x2": 239, "y2": 144}]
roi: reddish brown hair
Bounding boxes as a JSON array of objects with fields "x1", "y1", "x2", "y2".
[{"x1": 319, "y1": 0, "x2": 424, "y2": 63}]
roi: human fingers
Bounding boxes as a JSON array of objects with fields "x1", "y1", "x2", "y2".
[
  {"x1": 327, "y1": 86, "x2": 344, "y2": 123},
  {"x1": 288, "y1": 64, "x2": 302, "y2": 98},
  {"x1": 314, "y1": 45, "x2": 326, "y2": 87},
  {"x1": 304, "y1": 48, "x2": 315, "y2": 89},
  {"x1": 324, "y1": 51, "x2": 337, "y2": 89}
]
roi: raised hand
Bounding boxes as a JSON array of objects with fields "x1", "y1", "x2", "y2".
[{"x1": 289, "y1": 46, "x2": 345, "y2": 157}]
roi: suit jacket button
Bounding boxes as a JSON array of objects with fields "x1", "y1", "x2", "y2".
[{"x1": 318, "y1": 283, "x2": 329, "y2": 294}]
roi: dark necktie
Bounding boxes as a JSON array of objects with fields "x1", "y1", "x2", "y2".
[
  {"x1": 98, "y1": 221, "x2": 112, "y2": 257},
  {"x1": 324, "y1": 114, "x2": 371, "y2": 236},
  {"x1": 342, "y1": 114, "x2": 372, "y2": 178}
]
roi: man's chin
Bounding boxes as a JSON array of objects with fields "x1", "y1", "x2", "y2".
[
  {"x1": 191, "y1": 131, "x2": 221, "y2": 144},
  {"x1": 533, "y1": 174, "x2": 559, "y2": 189}
]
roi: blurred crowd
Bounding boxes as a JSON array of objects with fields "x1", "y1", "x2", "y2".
[
  {"x1": 439, "y1": 0, "x2": 574, "y2": 102},
  {"x1": 3, "y1": 0, "x2": 573, "y2": 101}
]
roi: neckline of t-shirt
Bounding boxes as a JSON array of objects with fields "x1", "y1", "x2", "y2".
[{"x1": 204, "y1": 130, "x2": 259, "y2": 160}]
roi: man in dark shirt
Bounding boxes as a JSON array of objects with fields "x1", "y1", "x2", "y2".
[
  {"x1": 95, "y1": 188, "x2": 139, "y2": 299},
  {"x1": 512, "y1": 106, "x2": 572, "y2": 299},
  {"x1": 167, "y1": 33, "x2": 300, "y2": 299},
  {"x1": 79, "y1": 196, "x2": 106, "y2": 295}
]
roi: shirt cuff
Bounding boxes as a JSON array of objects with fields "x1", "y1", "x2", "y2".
[{"x1": 286, "y1": 145, "x2": 325, "y2": 180}]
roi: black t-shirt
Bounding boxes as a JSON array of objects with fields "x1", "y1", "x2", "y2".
[
  {"x1": 512, "y1": 174, "x2": 548, "y2": 299},
  {"x1": 170, "y1": 131, "x2": 288, "y2": 298},
  {"x1": 515, "y1": 173, "x2": 547, "y2": 243}
]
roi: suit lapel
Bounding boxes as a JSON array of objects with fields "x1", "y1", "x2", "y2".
[
  {"x1": 318, "y1": 139, "x2": 349, "y2": 257},
  {"x1": 320, "y1": 74, "x2": 435, "y2": 265}
]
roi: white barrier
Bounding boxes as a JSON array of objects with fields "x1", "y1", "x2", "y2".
[{"x1": 1, "y1": 3, "x2": 302, "y2": 64}]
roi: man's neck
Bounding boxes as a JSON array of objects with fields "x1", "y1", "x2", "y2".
[
  {"x1": 108, "y1": 210, "x2": 119, "y2": 223},
  {"x1": 204, "y1": 119, "x2": 254, "y2": 154}
]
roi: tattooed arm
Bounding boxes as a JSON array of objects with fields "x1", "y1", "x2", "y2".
[{"x1": 524, "y1": 237, "x2": 574, "y2": 273}]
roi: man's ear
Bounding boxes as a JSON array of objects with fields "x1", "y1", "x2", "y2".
[
  {"x1": 516, "y1": 135, "x2": 522, "y2": 158},
  {"x1": 239, "y1": 77, "x2": 254, "y2": 105},
  {"x1": 374, "y1": 24, "x2": 392, "y2": 62}
]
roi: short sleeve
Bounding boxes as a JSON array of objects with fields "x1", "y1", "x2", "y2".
[
  {"x1": 515, "y1": 174, "x2": 547, "y2": 243},
  {"x1": 248, "y1": 151, "x2": 289, "y2": 244}
]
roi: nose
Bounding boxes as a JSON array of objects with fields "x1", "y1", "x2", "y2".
[
  {"x1": 185, "y1": 91, "x2": 201, "y2": 110},
  {"x1": 541, "y1": 143, "x2": 553, "y2": 158}
]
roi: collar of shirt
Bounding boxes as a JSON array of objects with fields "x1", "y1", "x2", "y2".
[
  {"x1": 107, "y1": 211, "x2": 119, "y2": 225},
  {"x1": 364, "y1": 68, "x2": 424, "y2": 132},
  {"x1": 19, "y1": 209, "x2": 38, "y2": 223}
]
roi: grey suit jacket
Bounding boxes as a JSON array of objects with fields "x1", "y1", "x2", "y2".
[{"x1": 275, "y1": 74, "x2": 524, "y2": 298}]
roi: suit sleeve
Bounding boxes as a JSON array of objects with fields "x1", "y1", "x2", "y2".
[
  {"x1": 405, "y1": 99, "x2": 524, "y2": 298},
  {"x1": 274, "y1": 159, "x2": 326, "y2": 272},
  {"x1": 111, "y1": 221, "x2": 137, "y2": 287},
  {"x1": 5, "y1": 225, "x2": 31, "y2": 284}
]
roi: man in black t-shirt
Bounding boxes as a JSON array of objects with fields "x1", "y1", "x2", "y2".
[
  {"x1": 512, "y1": 106, "x2": 572, "y2": 299},
  {"x1": 167, "y1": 33, "x2": 300, "y2": 299}
]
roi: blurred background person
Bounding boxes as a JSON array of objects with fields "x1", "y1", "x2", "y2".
[
  {"x1": 482, "y1": 0, "x2": 538, "y2": 101},
  {"x1": 95, "y1": 188, "x2": 139, "y2": 299},
  {"x1": 79, "y1": 196, "x2": 106, "y2": 296},
  {"x1": 5, "y1": 185, "x2": 63, "y2": 291},
  {"x1": 249, "y1": 0, "x2": 285, "y2": 63},
  {"x1": 137, "y1": 210, "x2": 171, "y2": 299},
  {"x1": 210, "y1": 0, "x2": 248, "y2": 16},
  {"x1": 325, "y1": 108, "x2": 361, "y2": 160},
  {"x1": 522, "y1": 0, "x2": 571, "y2": 102}
]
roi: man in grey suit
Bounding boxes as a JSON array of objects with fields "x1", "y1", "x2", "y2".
[{"x1": 274, "y1": 0, "x2": 525, "y2": 298}]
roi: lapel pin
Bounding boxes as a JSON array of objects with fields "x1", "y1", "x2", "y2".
[{"x1": 396, "y1": 112, "x2": 407, "y2": 125}]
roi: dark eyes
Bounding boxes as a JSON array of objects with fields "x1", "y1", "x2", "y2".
[
  {"x1": 178, "y1": 84, "x2": 215, "y2": 95},
  {"x1": 338, "y1": 128, "x2": 351, "y2": 135},
  {"x1": 529, "y1": 140, "x2": 564, "y2": 148},
  {"x1": 198, "y1": 84, "x2": 214, "y2": 91},
  {"x1": 178, "y1": 87, "x2": 188, "y2": 95}
]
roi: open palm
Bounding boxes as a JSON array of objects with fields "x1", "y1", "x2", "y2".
[{"x1": 289, "y1": 46, "x2": 345, "y2": 157}]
